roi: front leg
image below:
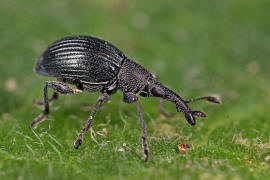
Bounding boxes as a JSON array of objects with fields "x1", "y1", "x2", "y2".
[
  {"x1": 30, "y1": 81, "x2": 82, "y2": 129},
  {"x1": 158, "y1": 98, "x2": 173, "y2": 118},
  {"x1": 123, "y1": 92, "x2": 149, "y2": 161},
  {"x1": 185, "y1": 96, "x2": 221, "y2": 104}
]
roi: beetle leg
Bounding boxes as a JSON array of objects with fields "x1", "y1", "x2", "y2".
[
  {"x1": 150, "y1": 72, "x2": 173, "y2": 118},
  {"x1": 74, "y1": 92, "x2": 110, "y2": 149},
  {"x1": 158, "y1": 98, "x2": 173, "y2": 118},
  {"x1": 136, "y1": 100, "x2": 149, "y2": 162},
  {"x1": 185, "y1": 96, "x2": 221, "y2": 104},
  {"x1": 30, "y1": 81, "x2": 82, "y2": 129},
  {"x1": 122, "y1": 92, "x2": 149, "y2": 161},
  {"x1": 33, "y1": 92, "x2": 58, "y2": 106}
]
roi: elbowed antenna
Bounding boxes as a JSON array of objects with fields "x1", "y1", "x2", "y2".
[{"x1": 148, "y1": 81, "x2": 208, "y2": 125}]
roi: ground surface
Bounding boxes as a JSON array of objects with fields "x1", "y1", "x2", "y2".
[{"x1": 0, "y1": 0, "x2": 270, "y2": 179}]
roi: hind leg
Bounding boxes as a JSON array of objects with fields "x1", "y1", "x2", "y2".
[
  {"x1": 30, "y1": 81, "x2": 82, "y2": 129},
  {"x1": 33, "y1": 92, "x2": 58, "y2": 106}
]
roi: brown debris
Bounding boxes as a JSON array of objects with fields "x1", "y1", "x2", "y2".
[
  {"x1": 246, "y1": 61, "x2": 260, "y2": 74},
  {"x1": 178, "y1": 143, "x2": 192, "y2": 153},
  {"x1": 73, "y1": 89, "x2": 82, "y2": 94},
  {"x1": 102, "y1": 128, "x2": 107, "y2": 136},
  {"x1": 5, "y1": 78, "x2": 18, "y2": 92},
  {"x1": 253, "y1": 143, "x2": 270, "y2": 149}
]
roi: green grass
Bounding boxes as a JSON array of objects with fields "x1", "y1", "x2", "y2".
[{"x1": 1, "y1": 0, "x2": 270, "y2": 179}]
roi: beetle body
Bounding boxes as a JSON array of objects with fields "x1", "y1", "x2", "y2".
[
  {"x1": 32, "y1": 36, "x2": 219, "y2": 161},
  {"x1": 35, "y1": 36, "x2": 124, "y2": 92}
]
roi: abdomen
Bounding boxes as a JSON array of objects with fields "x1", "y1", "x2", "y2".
[{"x1": 35, "y1": 36, "x2": 126, "y2": 91}]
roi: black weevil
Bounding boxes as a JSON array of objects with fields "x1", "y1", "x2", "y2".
[{"x1": 31, "y1": 36, "x2": 220, "y2": 161}]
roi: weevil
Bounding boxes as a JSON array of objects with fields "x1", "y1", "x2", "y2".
[{"x1": 31, "y1": 36, "x2": 220, "y2": 161}]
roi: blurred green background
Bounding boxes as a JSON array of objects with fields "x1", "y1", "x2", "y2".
[{"x1": 0, "y1": 0, "x2": 270, "y2": 179}]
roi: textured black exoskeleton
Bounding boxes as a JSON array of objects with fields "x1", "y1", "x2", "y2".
[{"x1": 32, "y1": 36, "x2": 220, "y2": 161}]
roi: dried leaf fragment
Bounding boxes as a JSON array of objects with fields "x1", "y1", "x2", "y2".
[
  {"x1": 102, "y1": 128, "x2": 107, "y2": 136},
  {"x1": 178, "y1": 143, "x2": 192, "y2": 153},
  {"x1": 5, "y1": 78, "x2": 18, "y2": 92}
]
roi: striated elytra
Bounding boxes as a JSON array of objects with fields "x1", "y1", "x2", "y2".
[{"x1": 31, "y1": 36, "x2": 220, "y2": 161}]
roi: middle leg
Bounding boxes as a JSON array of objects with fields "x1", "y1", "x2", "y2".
[{"x1": 74, "y1": 92, "x2": 110, "y2": 149}]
